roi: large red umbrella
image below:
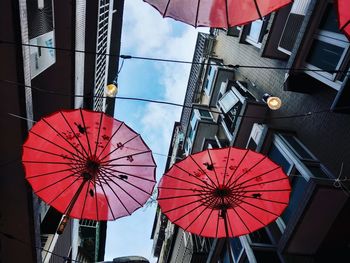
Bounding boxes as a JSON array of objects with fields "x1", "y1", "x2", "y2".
[
  {"x1": 143, "y1": 0, "x2": 292, "y2": 28},
  {"x1": 157, "y1": 147, "x2": 290, "y2": 238},
  {"x1": 336, "y1": 0, "x2": 350, "y2": 40},
  {"x1": 22, "y1": 109, "x2": 156, "y2": 221}
]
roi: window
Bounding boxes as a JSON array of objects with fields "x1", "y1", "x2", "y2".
[
  {"x1": 218, "y1": 90, "x2": 240, "y2": 113},
  {"x1": 204, "y1": 65, "x2": 218, "y2": 96},
  {"x1": 305, "y1": 3, "x2": 350, "y2": 90},
  {"x1": 245, "y1": 19, "x2": 266, "y2": 48}
]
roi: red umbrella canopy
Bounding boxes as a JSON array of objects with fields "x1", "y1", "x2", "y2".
[
  {"x1": 336, "y1": 0, "x2": 350, "y2": 40},
  {"x1": 157, "y1": 147, "x2": 291, "y2": 238},
  {"x1": 143, "y1": 0, "x2": 292, "y2": 28},
  {"x1": 22, "y1": 109, "x2": 156, "y2": 221}
]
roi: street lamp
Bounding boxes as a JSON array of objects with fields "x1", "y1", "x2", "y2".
[{"x1": 262, "y1": 93, "x2": 282, "y2": 110}]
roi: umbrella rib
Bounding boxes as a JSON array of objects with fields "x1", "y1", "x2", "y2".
[
  {"x1": 173, "y1": 163, "x2": 216, "y2": 190},
  {"x1": 198, "y1": 203, "x2": 216, "y2": 236},
  {"x1": 161, "y1": 192, "x2": 215, "y2": 214},
  {"x1": 99, "y1": 168, "x2": 143, "y2": 207},
  {"x1": 41, "y1": 118, "x2": 87, "y2": 160},
  {"x1": 236, "y1": 197, "x2": 281, "y2": 217},
  {"x1": 189, "y1": 154, "x2": 218, "y2": 188},
  {"x1": 163, "y1": 173, "x2": 211, "y2": 189},
  {"x1": 23, "y1": 145, "x2": 85, "y2": 165},
  {"x1": 158, "y1": 186, "x2": 211, "y2": 193},
  {"x1": 96, "y1": 121, "x2": 123, "y2": 160},
  {"x1": 184, "y1": 195, "x2": 218, "y2": 232},
  {"x1": 224, "y1": 149, "x2": 249, "y2": 188},
  {"x1": 195, "y1": 0, "x2": 200, "y2": 28},
  {"x1": 207, "y1": 149, "x2": 220, "y2": 186},
  {"x1": 23, "y1": 160, "x2": 80, "y2": 165},
  {"x1": 233, "y1": 175, "x2": 289, "y2": 192},
  {"x1": 253, "y1": 0, "x2": 263, "y2": 20},
  {"x1": 99, "y1": 149, "x2": 152, "y2": 165},
  {"x1": 34, "y1": 173, "x2": 81, "y2": 194},
  {"x1": 164, "y1": 0, "x2": 171, "y2": 17},
  {"x1": 230, "y1": 205, "x2": 252, "y2": 233},
  {"x1": 59, "y1": 111, "x2": 89, "y2": 158},
  {"x1": 227, "y1": 155, "x2": 267, "y2": 189},
  {"x1": 100, "y1": 166, "x2": 156, "y2": 183},
  {"x1": 29, "y1": 130, "x2": 85, "y2": 162},
  {"x1": 46, "y1": 175, "x2": 82, "y2": 206},
  {"x1": 172, "y1": 194, "x2": 216, "y2": 224},
  {"x1": 98, "y1": 174, "x2": 132, "y2": 215},
  {"x1": 226, "y1": 211, "x2": 234, "y2": 237},
  {"x1": 100, "y1": 167, "x2": 153, "y2": 196},
  {"x1": 26, "y1": 167, "x2": 80, "y2": 179},
  {"x1": 157, "y1": 192, "x2": 206, "y2": 201},
  {"x1": 227, "y1": 196, "x2": 266, "y2": 227},
  {"x1": 340, "y1": 20, "x2": 350, "y2": 31},
  {"x1": 222, "y1": 147, "x2": 232, "y2": 188},
  {"x1": 225, "y1": 0, "x2": 229, "y2": 28},
  {"x1": 93, "y1": 112, "x2": 104, "y2": 157},
  {"x1": 243, "y1": 188, "x2": 291, "y2": 193},
  {"x1": 79, "y1": 109, "x2": 93, "y2": 157},
  {"x1": 99, "y1": 133, "x2": 140, "y2": 162}
]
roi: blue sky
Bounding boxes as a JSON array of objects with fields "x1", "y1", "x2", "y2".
[{"x1": 104, "y1": 1, "x2": 207, "y2": 262}]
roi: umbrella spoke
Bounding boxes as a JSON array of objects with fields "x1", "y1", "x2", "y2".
[
  {"x1": 236, "y1": 197, "x2": 281, "y2": 217},
  {"x1": 79, "y1": 108, "x2": 93, "y2": 157},
  {"x1": 96, "y1": 121, "x2": 124, "y2": 160},
  {"x1": 100, "y1": 167, "x2": 153, "y2": 196},
  {"x1": 29, "y1": 130, "x2": 85, "y2": 162},
  {"x1": 172, "y1": 195, "x2": 217, "y2": 224},
  {"x1": 184, "y1": 195, "x2": 218, "y2": 231},
  {"x1": 42, "y1": 118, "x2": 88, "y2": 160},
  {"x1": 173, "y1": 163, "x2": 216, "y2": 190},
  {"x1": 157, "y1": 192, "x2": 205, "y2": 201},
  {"x1": 100, "y1": 149, "x2": 152, "y2": 165},
  {"x1": 230, "y1": 205, "x2": 252, "y2": 234},
  {"x1": 34, "y1": 172, "x2": 82, "y2": 194},
  {"x1": 93, "y1": 177, "x2": 99, "y2": 221},
  {"x1": 100, "y1": 166, "x2": 156, "y2": 183},
  {"x1": 189, "y1": 154, "x2": 218, "y2": 188},
  {"x1": 158, "y1": 186, "x2": 212, "y2": 193},
  {"x1": 99, "y1": 133, "x2": 139, "y2": 162},
  {"x1": 207, "y1": 149, "x2": 220, "y2": 186},
  {"x1": 227, "y1": 155, "x2": 267, "y2": 189},
  {"x1": 198, "y1": 203, "x2": 216, "y2": 236},
  {"x1": 230, "y1": 166, "x2": 281, "y2": 190},
  {"x1": 161, "y1": 193, "x2": 216, "y2": 214},
  {"x1": 233, "y1": 176, "x2": 289, "y2": 192},
  {"x1": 93, "y1": 112, "x2": 104, "y2": 157},
  {"x1": 162, "y1": 173, "x2": 211, "y2": 190},
  {"x1": 59, "y1": 111, "x2": 89, "y2": 158},
  {"x1": 46, "y1": 175, "x2": 82, "y2": 206},
  {"x1": 23, "y1": 160, "x2": 80, "y2": 165},
  {"x1": 23, "y1": 145, "x2": 85, "y2": 165},
  {"x1": 97, "y1": 171, "x2": 131, "y2": 216},
  {"x1": 26, "y1": 167, "x2": 80, "y2": 179},
  {"x1": 224, "y1": 150, "x2": 249, "y2": 187},
  {"x1": 95, "y1": 175, "x2": 116, "y2": 219},
  {"x1": 222, "y1": 147, "x2": 232, "y2": 187},
  {"x1": 103, "y1": 163, "x2": 156, "y2": 168},
  {"x1": 98, "y1": 169, "x2": 143, "y2": 207}
]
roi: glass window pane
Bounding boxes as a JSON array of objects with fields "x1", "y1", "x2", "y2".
[
  {"x1": 268, "y1": 144, "x2": 292, "y2": 174},
  {"x1": 248, "y1": 20, "x2": 263, "y2": 42},
  {"x1": 198, "y1": 109, "x2": 211, "y2": 118},
  {"x1": 281, "y1": 135, "x2": 314, "y2": 160},
  {"x1": 249, "y1": 228, "x2": 272, "y2": 244},
  {"x1": 319, "y1": 4, "x2": 341, "y2": 33},
  {"x1": 306, "y1": 164, "x2": 329, "y2": 179},
  {"x1": 306, "y1": 40, "x2": 345, "y2": 73},
  {"x1": 218, "y1": 90, "x2": 239, "y2": 113},
  {"x1": 230, "y1": 238, "x2": 243, "y2": 260}
]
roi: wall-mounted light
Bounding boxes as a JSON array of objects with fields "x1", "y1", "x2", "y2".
[
  {"x1": 106, "y1": 82, "x2": 118, "y2": 98},
  {"x1": 262, "y1": 93, "x2": 282, "y2": 110},
  {"x1": 56, "y1": 215, "x2": 69, "y2": 235}
]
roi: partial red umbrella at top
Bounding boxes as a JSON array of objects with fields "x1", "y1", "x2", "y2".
[
  {"x1": 157, "y1": 147, "x2": 291, "y2": 239},
  {"x1": 336, "y1": 0, "x2": 350, "y2": 40},
  {"x1": 143, "y1": 0, "x2": 292, "y2": 28},
  {"x1": 22, "y1": 109, "x2": 156, "y2": 222}
]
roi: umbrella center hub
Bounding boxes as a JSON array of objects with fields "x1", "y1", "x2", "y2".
[
  {"x1": 213, "y1": 186, "x2": 232, "y2": 198},
  {"x1": 83, "y1": 158, "x2": 101, "y2": 180}
]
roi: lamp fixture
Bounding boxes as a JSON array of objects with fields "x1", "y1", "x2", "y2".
[
  {"x1": 106, "y1": 82, "x2": 118, "y2": 98},
  {"x1": 262, "y1": 93, "x2": 282, "y2": 110}
]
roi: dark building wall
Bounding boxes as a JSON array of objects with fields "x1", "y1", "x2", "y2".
[
  {"x1": 0, "y1": 1, "x2": 37, "y2": 262},
  {"x1": 31, "y1": 0, "x2": 76, "y2": 120}
]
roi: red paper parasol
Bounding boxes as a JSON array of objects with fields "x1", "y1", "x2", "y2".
[
  {"x1": 336, "y1": 0, "x2": 350, "y2": 40},
  {"x1": 143, "y1": 0, "x2": 292, "y2": 28},
  {"x1": 157, "y1": 147, "x2": 291, "y2": 238},
  {"x1": 22, "y1": 109, "x2": 156, "y2": 221}
]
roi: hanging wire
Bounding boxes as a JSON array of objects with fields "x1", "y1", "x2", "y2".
[
  {"x1": 1, "y1": 39, "x2": 350, "y2": 74},
  {"x1": 0, "y1": 230, "x2": 83, "y2": 263},
  {"x1": 2, "y1": 78, "x2": 349, "y2": 121}
]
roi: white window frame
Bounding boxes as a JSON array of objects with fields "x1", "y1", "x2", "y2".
[{"x1": 246, "y1": 19, "x2": 264, "y2": 48}]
